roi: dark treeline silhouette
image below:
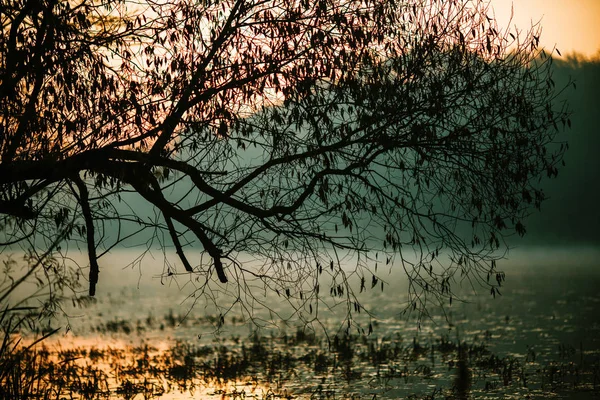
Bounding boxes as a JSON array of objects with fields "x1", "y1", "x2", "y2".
[{"x1": 522, "y1": 54, "x2": 600, "y2": 246}]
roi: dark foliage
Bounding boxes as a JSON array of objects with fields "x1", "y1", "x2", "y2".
[{"x1": 0, "y1": 0, "x2": 570, "y2": 323}]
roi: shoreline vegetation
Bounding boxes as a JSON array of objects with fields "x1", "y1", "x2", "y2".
[{"x1": 2, "y1": 312, "x2": 599, "y2": 400}]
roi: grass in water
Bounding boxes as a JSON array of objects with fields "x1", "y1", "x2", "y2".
[{"x1": 1, "y1": 326, "x2": 599, "y2": 399}]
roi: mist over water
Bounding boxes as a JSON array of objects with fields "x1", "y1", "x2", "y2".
[{"x1": 45, "y1": 246, "x2": 600, "y2": 346}]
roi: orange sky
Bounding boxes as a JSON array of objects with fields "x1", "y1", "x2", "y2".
[{"x1": 490, "y1": 0, "x2": 600, "y2": 58}]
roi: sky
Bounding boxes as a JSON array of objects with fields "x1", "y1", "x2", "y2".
[{"x1": 490, "y1": 0, "x2": 600, "y2": 58}]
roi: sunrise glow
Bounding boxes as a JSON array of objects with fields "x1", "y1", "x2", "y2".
[{"x1": 490, "y1": 0, "x2": 600, "y2": 57}]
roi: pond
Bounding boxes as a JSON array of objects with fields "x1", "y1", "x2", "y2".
[{"x1": 5, "y1": 247, "x2": 600, "y2": 399}]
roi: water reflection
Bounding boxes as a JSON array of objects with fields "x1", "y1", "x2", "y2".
[{"x1": 6, "y1": 247, "x2": 600, "y2": 399}]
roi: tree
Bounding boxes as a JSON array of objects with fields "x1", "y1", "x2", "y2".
[{"x1": 0, "y1": 0, "x2": 570, "y2": 327}]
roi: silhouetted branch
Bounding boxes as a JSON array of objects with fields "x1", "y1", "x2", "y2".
[
  {"x1": 71, "y1": 177, "x2": 99, "y2": 296},
  {"x1": 0, "y1": 0, "x2": 571, "y2": 325}
]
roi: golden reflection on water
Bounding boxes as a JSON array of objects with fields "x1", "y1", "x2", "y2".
[{"x1": 24, "y1": 335, "x2": 285, "y2": 400}]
